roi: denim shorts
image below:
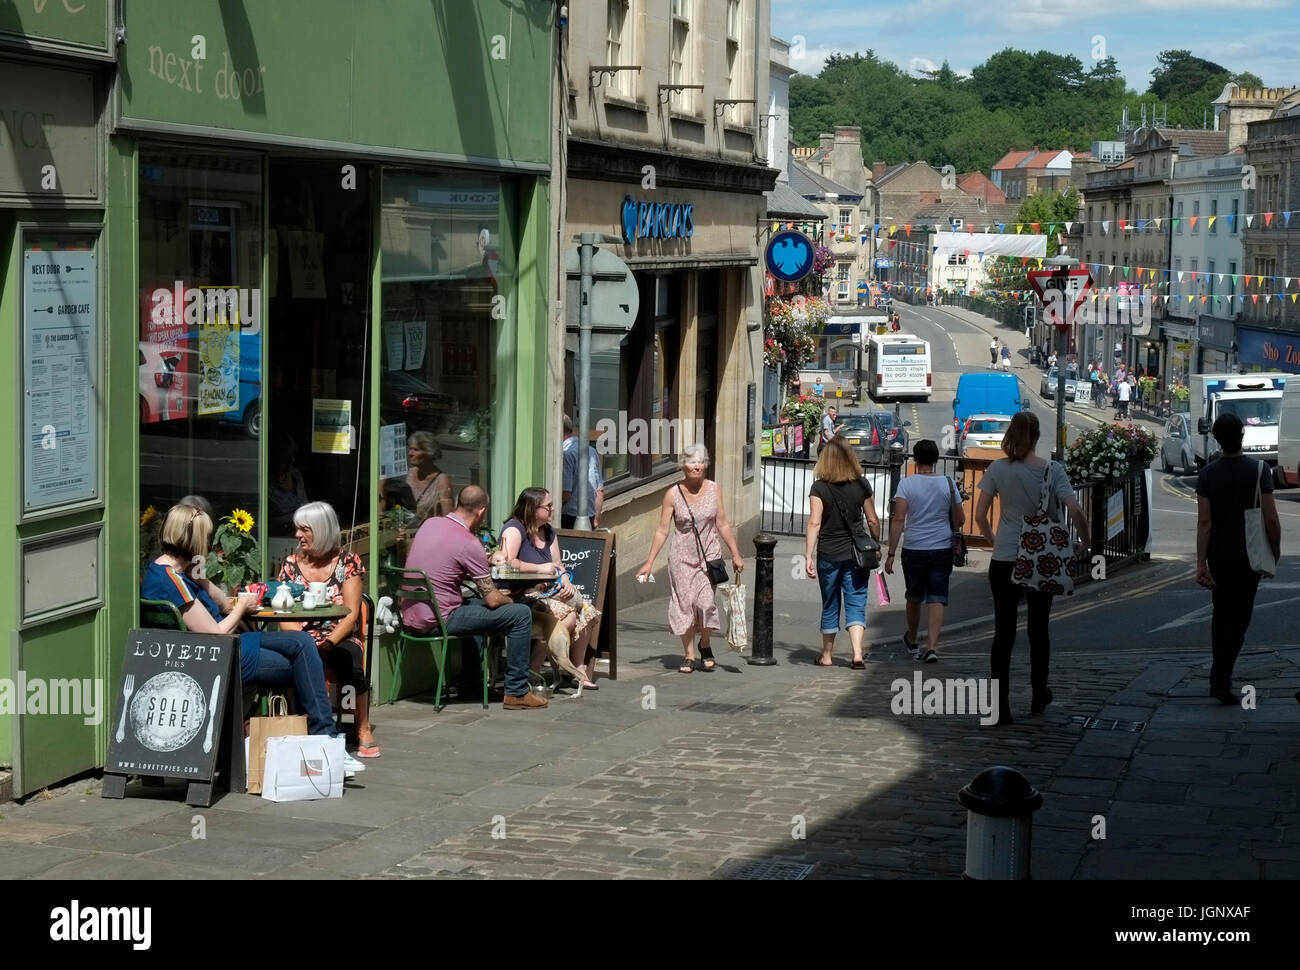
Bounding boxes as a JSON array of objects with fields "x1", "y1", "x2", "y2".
[{"x1": 901, "y1": 547, "x2": 953, "y2": 605}]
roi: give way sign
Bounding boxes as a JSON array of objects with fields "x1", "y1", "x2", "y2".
[{"x1": 1028, "y1": 267, "x2": 1093, "y2": 329}]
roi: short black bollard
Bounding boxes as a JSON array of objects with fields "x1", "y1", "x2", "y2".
[
  {"x1": 748, "y1": 534, "x2": 778, "y2": 666},
  {"x1": 958, "y1": 766, "x2": 1044, "y2": 879}
]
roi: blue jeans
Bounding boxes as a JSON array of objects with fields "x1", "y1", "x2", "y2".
[
  {"x1": 816, "y1": 558, "x2": 869, "y2": 634},
  {"x1": 444, "y1": 601, "x2": 534, "y2": 698},
  {"x1": 242, "y1": 631, "x2": 335, "y2": 737}
]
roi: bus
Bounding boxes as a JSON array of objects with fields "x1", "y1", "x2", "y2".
[{"x1": 866, "y1": 333, "x2": 932, "y2": 400}]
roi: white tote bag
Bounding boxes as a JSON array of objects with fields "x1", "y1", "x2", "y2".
[
  {"x1": 717, "y1": 581, "x2": 749, "y2": 652},
  {"x1": 260, "y1": 735, "x2": 346, "y2": 802},
  {"x1": 1245, "y1": 460, "x2": 1276, "y2": 579}
]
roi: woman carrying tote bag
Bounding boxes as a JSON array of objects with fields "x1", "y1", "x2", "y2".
[
  {"x1": 974, "y1": 412, "x2": 1089, "y2": 725},
  {"x1": 804, "y1": 436, "x2": 882, "y2": 669},
  {"x1": 1195, "y1": 413, "x2": 1281, "y2": 704}
]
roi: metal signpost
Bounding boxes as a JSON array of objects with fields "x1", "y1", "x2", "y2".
[{"x1": 1028, "y1": 258, "x2": 1092, "y2": 461}]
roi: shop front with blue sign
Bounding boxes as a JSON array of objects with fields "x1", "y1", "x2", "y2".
[{"x1": 1238, "y1": 326, "x2": 1300, "y2": 375}]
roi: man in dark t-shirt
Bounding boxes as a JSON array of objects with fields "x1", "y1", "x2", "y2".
[{"x1": 1195, "y1": 413, "x2": 1281, "y2": 703}]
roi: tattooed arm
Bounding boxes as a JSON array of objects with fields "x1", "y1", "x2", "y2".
[{"x1": 471, "y1": 573, "x2": 514, "y2": 609}]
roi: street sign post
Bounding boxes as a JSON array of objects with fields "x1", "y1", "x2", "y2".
[{"x1": 1029, "y1": 260, "x2": 1092, "y2": 460}]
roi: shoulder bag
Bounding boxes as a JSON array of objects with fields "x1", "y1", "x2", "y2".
[
  {"x1": 827, "y1": 479, "x2": 881, "y2": 571},
  {"x1": 1245, "y1": 459, "x2": 1277, "y2": 578},
  {"x1": 948, "y1": 477, "x2": 968, "y2": 567},
  {"x1": 678, "y1": 484, "x2": 729, "y2": 586},
  {"x1": 1012, "y1": 461, "x2": 1078, "y2": 595}
]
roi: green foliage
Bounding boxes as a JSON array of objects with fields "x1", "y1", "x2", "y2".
[
  {"x1": 204, "y1": 512, "x2": 261, "y2": 590},
  {"x1": 790, "y1": 47, "x2": 1256, "y2": 174}
]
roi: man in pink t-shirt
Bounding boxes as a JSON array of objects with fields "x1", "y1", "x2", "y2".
[{"x1": 402, "y1": 485, "x2": 546, "y2": 709}]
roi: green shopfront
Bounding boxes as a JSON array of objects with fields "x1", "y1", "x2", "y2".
[{"x1": 0, "y1": 0, "x2": 554, "y2": 798}]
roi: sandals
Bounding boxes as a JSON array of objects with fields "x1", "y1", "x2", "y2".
[
  {"x1": 356, "y1": 741, "x2": 381, "y2": 759},
  {"x1": 850, "y1": 659, "x2": 866, "y2": 670},
  {"x1": 813, "y1": 658, "x2": 834, "y2": 667},
  {"x1": 699, "y1": 647, "x2": 716, "y2": 672},
  {"x1": 679, "y1": 659, "x2": 696, "y2": 673}
]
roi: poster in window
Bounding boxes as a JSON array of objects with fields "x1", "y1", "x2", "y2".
[
  {"x1": 23, "y1": 245, "x2": 98, "y2": 512},
  {"x1": 197, "y1": 325, "x2": 240, "y2": 415},
  {"x1": 403, "y1": 320, "x2": 427, "y2": 370},
  {"x1": 383, "y1": 321, "x2": 405, "y2": 372},
  {"x1": 312, "y1": 398, "x2": 352, "y2": 454},
  {"x1": 379, "y1": 422, "x2": 408, "y2": 479},
  {"x1": 286, "y1": 230, "x2": 327, "y2": 299}
]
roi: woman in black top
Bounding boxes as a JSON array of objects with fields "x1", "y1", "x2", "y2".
[{"x1": 804, "y1": 436, "x2": 881, "y2": 668}]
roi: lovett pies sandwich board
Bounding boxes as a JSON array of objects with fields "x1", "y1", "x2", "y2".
[{"x1": 103, "y1": 629, "x2": 245, "y2": 807}]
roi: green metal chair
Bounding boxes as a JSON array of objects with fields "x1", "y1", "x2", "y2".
[
  {"x1": 383, "y1": 566, "x2": 488, "y2": 711},
  {"x1": 140, "y1": 598, "x2": 185, "y2": 630}
]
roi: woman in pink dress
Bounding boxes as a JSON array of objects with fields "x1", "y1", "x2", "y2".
[{"x1": 637, "y1": 444, "x2": 745, "y2": 672}]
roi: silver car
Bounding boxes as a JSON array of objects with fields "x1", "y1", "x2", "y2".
[{"x1": 1160, "y1": 413, "x2": 1195, "y2": 474}]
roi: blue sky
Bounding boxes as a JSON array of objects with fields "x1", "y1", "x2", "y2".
[{"x1": 771, "y1": 0, "x2": 1300, "y2": 91}]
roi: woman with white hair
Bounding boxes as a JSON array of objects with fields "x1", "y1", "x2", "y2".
[
  {"x1": 277, "y1": 501, "x2": 378, "y2": 757},
  {"x1": 636, "y1": 443, "x2": 745, "y2": 672},
  {"x1": 380, "y1": 430, "x2": 453, "y2": 525}
]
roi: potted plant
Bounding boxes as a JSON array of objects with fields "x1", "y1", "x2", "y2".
[
  {"x1": 204, "y1": 508, "x2": 262, "y2": 592},
  {"x1": 139, "y1": 504, "x2": 161, "y2": 579},
  {"x1": 1064, "y1": 424, "x2": 1157, "y2": 483}
]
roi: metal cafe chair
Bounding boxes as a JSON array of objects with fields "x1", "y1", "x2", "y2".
[{"x1": 382, "y1": 567, "x2": 489, "y2": 711}]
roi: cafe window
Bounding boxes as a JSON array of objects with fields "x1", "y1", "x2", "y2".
[
  {"x1": 378, "y1": 171, "x2": 513, "y2": 558},
  {"x1": 138, "y1": 150, "x2": 263, "y2": 558}
]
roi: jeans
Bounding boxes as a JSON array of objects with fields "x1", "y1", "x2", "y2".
[
  {"x1": 816, "y1": 558, "x2": 869, "y2": 634},
  {"x1": 1209, "y1": 563, "x2": 1261, "y2": 691},
  {"x1": 444, "y1": 600, "x2": 535, "y2": 697},
  {"x1": 244, "y1": 631, "x2": 335, "y2": 736},
  {"x1": 988, "y1": 560, "x2": 1054, "y2": 708}
]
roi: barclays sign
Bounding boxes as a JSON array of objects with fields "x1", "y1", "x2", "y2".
[{"x1": 621, "y1": 196, "x2": 695, "y2": 244}]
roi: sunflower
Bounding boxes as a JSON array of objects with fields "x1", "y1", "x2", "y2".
[
  {"x1": 139, "y1": 505, "x2": 158, "y2": 528},
  {"x1": 231, "y1": 508, "x2": 255, "y2": 534}
]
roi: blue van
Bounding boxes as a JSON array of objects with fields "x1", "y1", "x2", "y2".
[{"x1": 953, "y1": 372, "x2": 1029, "y2": 428}]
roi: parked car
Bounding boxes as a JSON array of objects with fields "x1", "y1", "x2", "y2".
[
  {"x1": 840, "y1": 411, "x2": 911, "y2": 464},
  {"x1": 1161, "y1": 413, "x2": 1196, "y2": 474},
  {"x1": 138, "y1": 333, "x2": 262, "y2": 438},
  {"x1": 381, "y1": 370, "x2": 461, "y2": 433},
  {"x1": 1040, "y1": 367, "x2": 1078, "y2": 401},
  {"x1": 960, "y1": 414, "x2": 1013, "y2": 457}
]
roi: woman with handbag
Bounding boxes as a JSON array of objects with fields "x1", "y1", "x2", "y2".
[
  {"x1": 637, "y1": 444, "x2": 745, "y2": 673},
  {"x1": 804, "y1": 436, "x2": 882, "y2": 669},
  {"x1": 499, "y1": 487, "x2": 600, "y2": 690},
  {"x1": 884, "y1": 439, "x2": 964, "y2": 664},
  {"x1": 974, "y1": 412, "x2": 1090, "y2": 725}
]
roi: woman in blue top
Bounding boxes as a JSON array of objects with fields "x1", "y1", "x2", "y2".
[{"x1": 140, "y1": 504, "x2": 336, "y2": 738}]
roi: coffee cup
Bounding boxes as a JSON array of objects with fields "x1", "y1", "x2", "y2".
[{"x1": 308, "y1": 582, "x2": 328, "y2": 600}]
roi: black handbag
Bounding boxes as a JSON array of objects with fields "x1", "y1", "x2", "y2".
[
  {"x1": 827, "y1": 480, "x2": 881, "y2": 571},
  {"x1": 678, "y1": 485, "x2": 729, "y2": 586},
  {"x1": 949, "y1": 477, "x2": 968, "y2": 567}
]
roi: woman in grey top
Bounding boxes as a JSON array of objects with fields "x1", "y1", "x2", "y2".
[{"x1": 974, "y1": 412, "x2": 1089, "y2": 725}]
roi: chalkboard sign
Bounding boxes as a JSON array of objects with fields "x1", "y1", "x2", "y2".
[
  {"x1": 103, "y1": 629, "x2": 245, "y2": 807},
  {"x1": 555, "y1": 529, "x2": 617, "y2": 679}
]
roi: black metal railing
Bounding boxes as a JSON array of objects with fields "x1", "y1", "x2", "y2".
[{"x1": 760, "y1": 454, "x2": 1151, "y2": 582}]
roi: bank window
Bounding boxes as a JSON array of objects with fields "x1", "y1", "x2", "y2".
[
  {"x1": 378, "y1": 171, "x2": 512, "y2": 564},
  {"x1": 1229, "y1": 261, "x2": 1237, "y2": 296},
  {"x1": 1210, "y1": 199, "x2": 1218, "y2": 234},
  {"x1": 1232, "y1": 198, "x2": 1240, "y2": 233},
  {"x1": 606, "y1": 0, "x2": 634, "y2": 98},
  {"x1": 1208, "y1": 260, "x2": 1215, "y2": 297},
  {"x1": 138, "y1": 150, "x2": 263, "y2": 569},
  {"x1": 670, "y1": 0, "x2": 695, "y2": 113},
  {"x1": 1192, "y1": 200, "x2": 1200, "y2": 232},
  {"x1": 1176, "y1": 200, "x2": 1183, "y2": 233}
]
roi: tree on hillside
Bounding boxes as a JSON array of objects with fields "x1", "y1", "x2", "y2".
[{"x1": 1149, "y1": 50, "x2": 1230, "y2": 100}]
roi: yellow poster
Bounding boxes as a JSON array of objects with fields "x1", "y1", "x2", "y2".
[
  {"x1": 312, "y1": 398, "x2": 352, "y2": 454},
  {"x1": 197, "y1": 326, "x2": 239, "y2": 416}
]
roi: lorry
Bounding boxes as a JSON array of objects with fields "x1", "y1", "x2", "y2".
[{"x1": 1189, "y1": 373, "x2": 1287, "y2": 469}]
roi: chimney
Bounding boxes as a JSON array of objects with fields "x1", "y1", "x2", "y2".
[
  {"x1": 819, "y1": 132, "x2": 834, "y2": 154},
  {"x1": 872, "y1": 162, "x2": 887, "y2": 180},
  {"x1": 831, "y1": 126, "x2": 865, "y2": 196}
]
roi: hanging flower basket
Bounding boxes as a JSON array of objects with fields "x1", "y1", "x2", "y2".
[{"x1": 1064, "y1": 424, "x2": 1157, "y2": 483}]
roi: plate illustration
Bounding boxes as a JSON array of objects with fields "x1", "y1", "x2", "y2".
[{"x1": 129, "y1": 671, "x2": 208, "y2": 752}]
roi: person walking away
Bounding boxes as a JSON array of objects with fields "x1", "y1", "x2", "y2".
[
  {"x1": 1196, "y1": 413, "x2": 1281, "y2": 704},
  {"x1": 885, "y1": 439, "x2": 963, "y2": 663},
  {"x1": 1115, "y1": 375, "x2": 1131, "y2": 419},
  {"x1": 636, "y1": 444, "x2": 745, "y2": 673},
  {"x1": 974, "y1": 412, "x2": 1090, "y2": 725},
  {"x1": 561, "y1": 414, "x2": 604, "y2": 529},
  {"x1": 989, "y1": 337, "x2": 999, "y2": 368},
  {"x1": 804, "y1": 436, "x2": 882, "y2": 668},
  {"x1": 1000, "y1": 345, "x2": 1012, "y2": 372}
]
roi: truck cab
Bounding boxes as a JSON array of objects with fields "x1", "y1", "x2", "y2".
[{"x1": 1190, "y1": 373, "x2": 1286, "y2": 469}]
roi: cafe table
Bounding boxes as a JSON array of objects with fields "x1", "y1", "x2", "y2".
[
  {"x1": 490, "y1": 566, "x2": 559, "y2": 594},
  {"x1": 244, "y1": 603, "x2": 350, "y2": 625}
]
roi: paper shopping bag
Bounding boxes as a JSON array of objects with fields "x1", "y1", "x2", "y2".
[
  {"x1": 246, "y1": 695, "x2": 307, "y2": 794},
  {"x1": 874, "y1": 570, "x2": 891, "y2": 606},
  {"x1": 260, "y1": 735, "x2": 345, "y2": 802},
  {"x1": 718, "y1": 582, "x2": 749, "y2": 652}
]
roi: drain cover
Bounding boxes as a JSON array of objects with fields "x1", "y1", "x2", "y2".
[
  {"x1": 1071, "y1": 715, "x2": 1146, "y2": 732},
  {"x1": 712, "y1": 858, "x2": 815, "y2": 880}
]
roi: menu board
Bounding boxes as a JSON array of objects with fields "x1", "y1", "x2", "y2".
[
  {"x1": 22, "y1": 243, "x2": 99, "y2": 514},
  {"x1": 555, "y1": 529, "x2": 616, "y2": 677}
]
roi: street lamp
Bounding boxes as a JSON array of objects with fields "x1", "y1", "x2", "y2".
[{"x1": 1043, "y1": 252, "x2": 1079, "y2": 462}]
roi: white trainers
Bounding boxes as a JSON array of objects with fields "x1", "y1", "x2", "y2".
[{"x1": 343, "y1": 753, "x2": 366, "y2": 778}]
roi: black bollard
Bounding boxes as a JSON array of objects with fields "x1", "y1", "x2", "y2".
[
  {"x1": 958, "y1": 766, "x2": 1043, "y2": 879},
  {"x1": 748, "y1": 533, "x2": 778, "y2": 666}
]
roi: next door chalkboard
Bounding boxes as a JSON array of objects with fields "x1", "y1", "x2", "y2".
[
  {"x1": 103, "y1": 629, "x2": 245, "y2": 807},
  {"x1": 555, "y1": 529, "x2": 617, "y2": 679}
]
